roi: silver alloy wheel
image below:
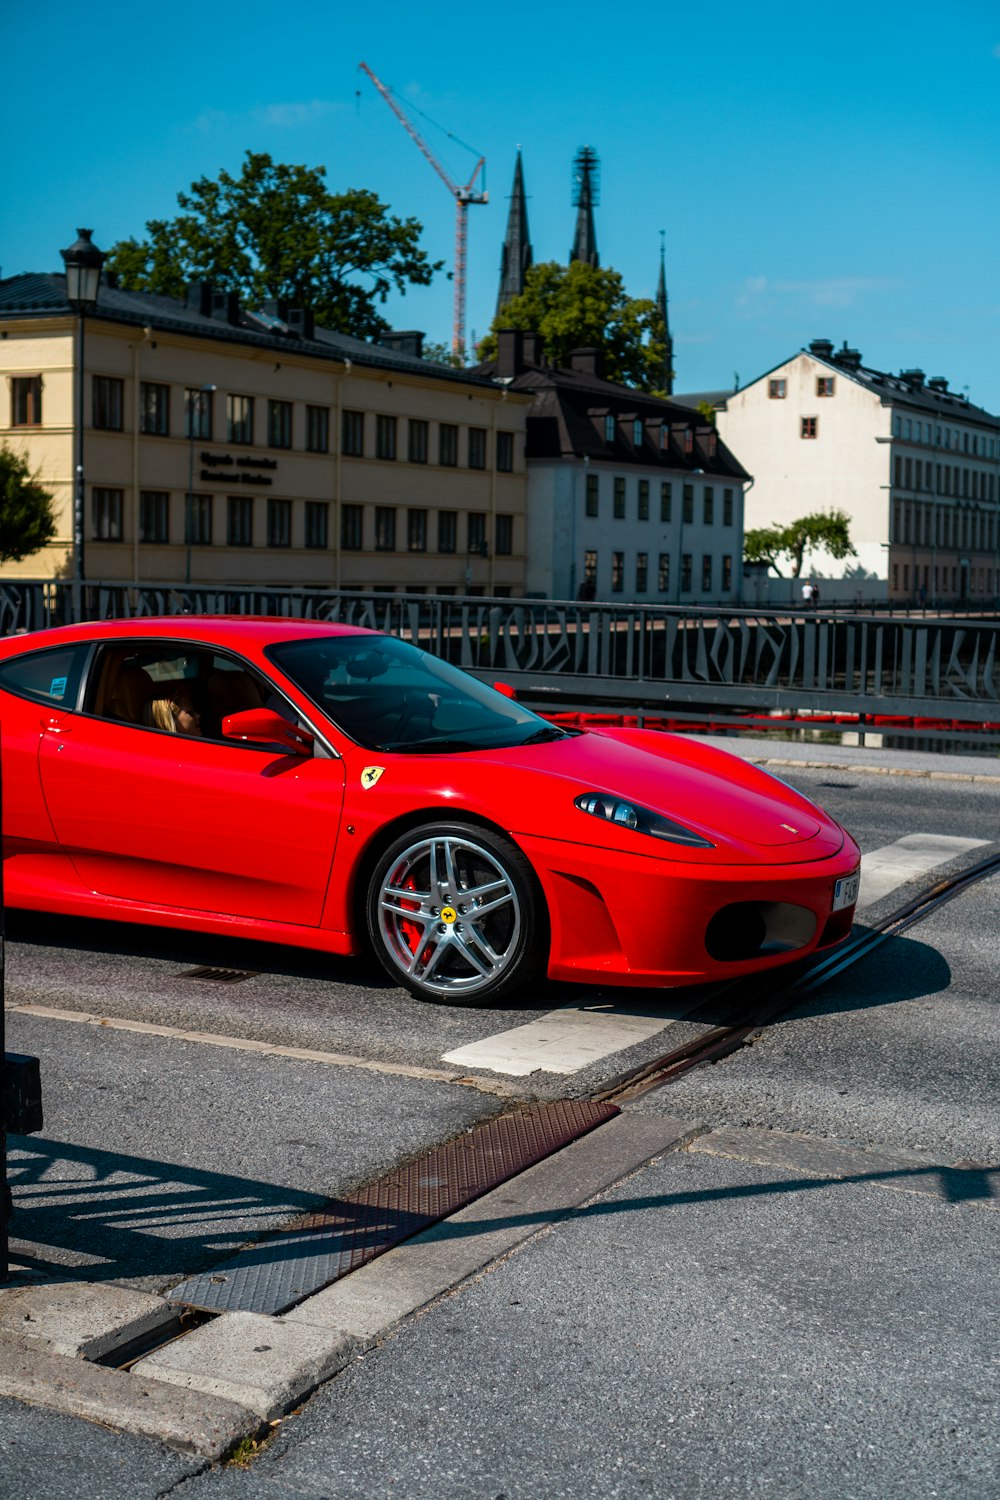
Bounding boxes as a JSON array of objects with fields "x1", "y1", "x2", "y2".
[{"x1": 376, "y1": 832, "x2": 524, "y2": 999}]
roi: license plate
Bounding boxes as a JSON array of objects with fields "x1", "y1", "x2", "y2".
[{"x1": 832, "y1": 869, "x2": 860, "y2": 911}]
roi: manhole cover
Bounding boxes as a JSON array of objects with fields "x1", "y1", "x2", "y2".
[{"x1": 180, "y1": 966, "x2": 258, "y2": 984}]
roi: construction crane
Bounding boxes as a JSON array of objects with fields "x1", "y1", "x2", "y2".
[{"x1": 359, "y1": 62, "x2": 487, "y2": 357}]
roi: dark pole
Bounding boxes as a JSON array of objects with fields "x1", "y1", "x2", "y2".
[
  {"x1": 1, "y1": 723, "x2": 8, "y2": 1282},
  {"x1": 61, "y1": 229, "x2": 105, "y2": 622}
]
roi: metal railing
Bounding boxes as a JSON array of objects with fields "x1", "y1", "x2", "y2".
[{"x1": 2, "y1": 581, "x2": 999, "y2": 722}]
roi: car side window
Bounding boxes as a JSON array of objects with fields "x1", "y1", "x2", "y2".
[{"x1": 0, "y1": 645, "x2": 90, "y2": 709}]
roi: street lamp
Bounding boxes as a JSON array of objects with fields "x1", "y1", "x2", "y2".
[
  {"x1": 185, "y1": 385, "x2": 216, "y2": 585},
  {"x1": 60, "y1": 228, "x2": 106, "y2": 602}
]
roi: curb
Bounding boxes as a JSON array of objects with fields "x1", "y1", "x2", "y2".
[{"x1": 0, "y1": 1113, "x2": 697, "y2": 1457}]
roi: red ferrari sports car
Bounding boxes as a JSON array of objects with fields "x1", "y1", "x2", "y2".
[{"x1": 0, "y1": 617, "x2": 860, "y2": 1005}]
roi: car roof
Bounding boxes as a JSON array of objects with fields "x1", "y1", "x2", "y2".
[{"x1": 2, "y1": 617, "x2": 377, "y2": 653}]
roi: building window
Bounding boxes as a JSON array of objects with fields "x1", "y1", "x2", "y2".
[
  {"x1": 659, "y1": 424, "x2": 671, "y2": 452},
  {"x1": 185, "y1": 387, "x2": 213, "y2": 440},
  {"x1": 658, "y1": 552, "x2": 670, "y2": 592},
  {"x1": 817, "y1": 376, "x2": 835, "y2": 397},
  {"x1": 227, "y1": 394, "x2": 254, "y2": 445},
  {"x1": 496, "y1": 430, "x2": 514, "y2": 472},
  {"x1": 660, "y1": 482, "x2": 672, "y2": 523},
  {"x1": 375, "y1": 506, "x2": 396, "y2": 551},
  {"x1": 305, "y1": 405, "x2": 329, "y2": 454},
  {"x1": 408, "y1": 419, "x2": 428, "y2": 464},
  {"x1": 467, "y1": 512, "x2": 487, "y2": 556},
  {"x1": 613, "y1": 477, "x2": 626, "y2": 519},
  {"x1": 439, "y1": 423, "x2": 458, "y2": 466},
  {"x1": 376, "y1": 414, "x2": 397, "y2": 460},
  {"x1": 11, "y1": 375, "x2": 42, "y2": 426},
  {"x1": 267, "y1": 499, "x2": 291, "y2": 548},
  {"x1": 611, "y1": 551, "x2": 624, "y2": 592},
  {"x1": 722, "y1": 554, "x2": 733, "y2": 590},
  {"x1": 682, "y1": 428, "x2": 693, "y2": 455},
  {"x1": 681, "y1": 553, "x2": 692, "y2": 592},
  {"x1": 267, "y1": 399, "x2": 292, "y2": 450},
  {"x1": 584, "y1": 549, "x2": 597, "y2": 586},
  {"x1": 495, "y1": 513, "x2": 513, "y2": 556},
  {"x1": 438, "y1": 510, "x2": 457, "y2": 553},
  {"x1": 92, "y1": 488, "x2": 123, "y2": 540},
  {"x1": 304, "y1": 502, "x2": 329, "y2": 550},
  {"x1": 585, "y1": 473, "x2": 599, "y2": 517},
  {"x1": 139, "y1": 491, "x2": 169, "y2": 543},
  {"x1": 342, "y1": 410, "x2": 365, "y2": 457},
  {"x1": 723, "y1": 488, "x2": 734, "y2": 526},
  {"x1": 407, "y1": 508, "x2": 427, "y2": 552},
  {"x1": 801, "y1": 416, "x2": 818, "y2": 439},
  {"x1": 702, "y1": 554, "x2": 713, "y2": 591},
  {"x1": 636, "y1": 551, "x2": 648, "y2": 593},
  {"x1": 769, "y1": 379, "x2": 787, "y2": 399},
  {"x1": 704, "y1": 487, "x2": 714, "y2": 525},
  {"x1": 227, "y1": 496, "x2": 254, "y2": 547},
  {"x1": 638, "y1": 479, "x2": 650, "y2": 521},
  {"x1": 632, "y1": 418, "x2": 643, "y2": 447},
  {"x1": 186, "y1": 494, "x2": 212, "y2": 546},
  {"x1": 139, "y1": 382, "x2": 169, "y2": 436},
  {"x1": 682, "y1": 484, "x2": 694, "y2": 524},
  {"x1": 341, "y1": 503, "x2": 363, "y2": 550},
  {"x1": 604, "y1": 414, "x2": 615, "y2": 443},
  {"x1": 468, "y1": 427, "x2": 487, "y2": 470},
  {"x1": 92, "y1": 376, "x2": 123, "y2": 431}
]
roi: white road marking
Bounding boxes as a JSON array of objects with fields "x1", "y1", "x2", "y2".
[
  {"x1": 3, "y1": 1003, "x2": 517, "y2": 1096},
  {"x1": 441, "y1": 1003, "x2": 686, "y2": 1077},
  {"x1": 857, "y1": 833, "x2": 989, "y2": 910},
  {"x1": 446, "y1": 832, "x2": 993, "y2": 1077}
]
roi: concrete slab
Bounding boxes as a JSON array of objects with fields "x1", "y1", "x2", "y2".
[
  {"x1": 132, "y1": 1310, "x2": 357, "y2": 1421},
  {"x1": 0, "y1": 1334, "x2": 257, "y2": 1459},
  {"x1": 286, "y1": 1111, "x2": 701, "y2": 1341},
  {"x1": 691, "y1": 1127, "x2": 1000, "y2": 1209},
  {"x1": 0, "y1": 1280, "x2": 176, "y2": 1359}
]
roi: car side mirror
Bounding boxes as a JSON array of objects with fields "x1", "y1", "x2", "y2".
[
  {"x1": 222, "y1": 708, "x2": 314, "y2": 754},
  {"x1": 493, "y1": 681, "x2": 517, "y2": 700}
]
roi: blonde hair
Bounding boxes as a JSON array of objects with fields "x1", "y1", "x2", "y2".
[{"x1": 150, "y1": 698, "x2": 177, "y2": 732}]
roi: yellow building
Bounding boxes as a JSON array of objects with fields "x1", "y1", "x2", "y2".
[{"x1": 0, "y1": 266, "x2": 530, "y2": 595}]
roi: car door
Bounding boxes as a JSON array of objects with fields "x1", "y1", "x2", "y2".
[
  {"x1": 0, "y1": 642, "x2": 91, "y2": 856},
  {"x1": 37, "y1": 641, "x2": 345, "y2": 927}
]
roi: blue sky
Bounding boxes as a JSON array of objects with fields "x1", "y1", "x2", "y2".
[{"x1": 4, "y1": 1, "x2": 999, "y2": 407}]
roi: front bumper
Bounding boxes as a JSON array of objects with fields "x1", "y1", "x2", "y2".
[{"x1": 516, "y1": 830, "x2": 861, "y2": 988}]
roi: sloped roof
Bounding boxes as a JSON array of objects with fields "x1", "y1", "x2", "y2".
[{"x1": 0, "y1": 273, "x2": 501, "y2": 390}]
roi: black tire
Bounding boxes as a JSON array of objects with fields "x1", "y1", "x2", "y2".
[{"x1": 365, "y1": 821, "x2": 546, "y2": 1005}]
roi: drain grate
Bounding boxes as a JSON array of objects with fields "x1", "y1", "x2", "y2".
[
  {"x1": 180, "y1": 966, "x2": 258, "y2": 984},
  {"x1": 166, "y1": 1098, "x2": 618, "y2": 1316}
]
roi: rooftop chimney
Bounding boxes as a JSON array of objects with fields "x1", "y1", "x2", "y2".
[
  {"x1": 900, "y1": 368, "x2": 926, "y2": 390},
  {"x1": 808, "y1": 338, "x2": 834, "y2": 359},
  {"x1": 496, "y1": 328, "x2": 525, "y2": 380},
  {"x1": 377, "y1": 328, "x2": 422, "y2": 358},
  {"x1": 522, "y1": 331, "x2": 544, "y2": 366},
  {"x1": 568, "y1": 347, "x2": 603, "y2": 377},
  {"x1": 927, "y1": 376, "x2": 949, "y2": 393},
  {"x1": 834, "y1": 342, "x2": 863, "y2": 371},
  {"x1": 185, "y1": 281, "x2": 213, "y2": 316}
]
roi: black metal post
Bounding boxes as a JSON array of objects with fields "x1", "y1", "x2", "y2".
[{"x1": 1, "y1": 722, "x2": 8, "y2": 1282}]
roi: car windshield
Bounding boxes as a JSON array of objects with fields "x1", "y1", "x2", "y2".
[{"x1": 266, "y1": 635, "x2": 571, "y2": 754}]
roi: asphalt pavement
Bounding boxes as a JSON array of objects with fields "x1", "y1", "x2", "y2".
[{"x1": 2, "y1": 731, "x2": 998, "y2": 1498}]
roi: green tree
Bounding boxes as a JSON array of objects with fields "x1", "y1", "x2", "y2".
[
  {"x1": 106, "y1": 152, "x2": 441, "y2": 339},
  {"x1": 0, "y1": 445, "x2": 57, "y2": 565},
  {"x1": 743, "y1": 510, "x2": 857, "y2": 578},
  {"x1": 478, "y1": 261, "x2": 667, "y2": 392}
]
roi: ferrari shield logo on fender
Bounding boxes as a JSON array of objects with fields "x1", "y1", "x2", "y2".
[{"x1": 361, "y1": 765, "x2": 386, "y2": 789}]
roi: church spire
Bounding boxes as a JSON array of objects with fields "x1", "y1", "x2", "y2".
[
  {"x1": 496, "y1": 149, "x2": 533, "y2": 315},
  {"x1": 569, "y1": 146, "x2": 600, "y2": 268},
  {"x1": 657, "y1": 230, "x2": 674, "y2": 395}
]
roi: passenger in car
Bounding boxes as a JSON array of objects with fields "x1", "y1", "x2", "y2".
[{"x1": 150, "y1": 693, "x2": 202, "y2": 736}]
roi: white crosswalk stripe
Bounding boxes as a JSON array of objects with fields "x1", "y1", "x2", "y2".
[{"x1": 441, "y1": 832, "x2": 992, "y2": 1077}]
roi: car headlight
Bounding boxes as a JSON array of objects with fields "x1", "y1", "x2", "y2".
[{"x1": 574, "y1": 793, "x2": 714, "y2": 848}]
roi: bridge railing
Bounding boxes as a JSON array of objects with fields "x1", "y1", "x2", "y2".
[{"x1": 2, "y1": 582, "x2": 999, "y2": 722}]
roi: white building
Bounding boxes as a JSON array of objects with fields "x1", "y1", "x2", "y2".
[
  {"x1": 713, "y1": 340, "x2": 1000, "y2": 606},
  {"x1": 477, "y1": 333, "x2": 750, "y2": 604}
]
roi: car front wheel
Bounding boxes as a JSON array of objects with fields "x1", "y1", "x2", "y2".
[{"x1": 366, "y1": 823, "x2": 545, "y2": 1005}]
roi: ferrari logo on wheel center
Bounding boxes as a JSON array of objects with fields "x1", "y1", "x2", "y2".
[{"x1": 440, "y1": 906, "x2": 458, "y2": 925}]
